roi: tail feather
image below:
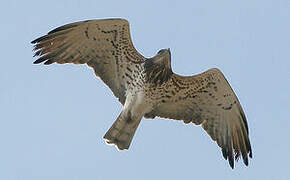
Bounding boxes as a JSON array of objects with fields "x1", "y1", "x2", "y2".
[{"x1": 103, "y1": 112, "x2": 141, "y2": 150}]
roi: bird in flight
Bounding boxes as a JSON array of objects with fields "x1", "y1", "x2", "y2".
[{"x1": 31, "y1": 18, "x2": 252, "y2": 169}]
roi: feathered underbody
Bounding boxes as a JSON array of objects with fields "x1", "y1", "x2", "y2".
[{"x1": 31, "y1": 18, "x2": 252, "y2": 169}]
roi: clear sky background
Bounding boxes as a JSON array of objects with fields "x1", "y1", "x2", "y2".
[{"x1": 1, "y1": 0, "x2": 290, "y2": 179}]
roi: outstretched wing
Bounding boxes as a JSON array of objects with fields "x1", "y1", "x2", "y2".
[
  {"x1": 31, "y1": 18, "x2": 146, "y2": 104},
  {"x1": 148, "y1": 68, "x2": 252, "y2": 168}
]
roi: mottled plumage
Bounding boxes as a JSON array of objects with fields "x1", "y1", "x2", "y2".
[{"x1": 31, "y1": 18, "x2": 252, "y2": 169}]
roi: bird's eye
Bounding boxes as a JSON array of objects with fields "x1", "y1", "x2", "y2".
[{"x1": 158, "y1": 49, "x2": 165, "y2": 54}]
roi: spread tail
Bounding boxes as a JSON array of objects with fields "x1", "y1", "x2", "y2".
[{"x1": 103, "y1": 111, "x2": 141, "y2": 150}]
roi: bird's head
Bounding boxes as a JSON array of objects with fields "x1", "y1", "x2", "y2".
[
  {"x1": 155, "y1": 48, "x2": 171, "y2": 68},
  {"x1": 144, "y1": 48, "x2": 173, "y2": 84},
  {"x1": 157, "y1": 48, "x2": 171, "y2": 59}
]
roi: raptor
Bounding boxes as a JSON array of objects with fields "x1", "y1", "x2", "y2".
[{"x1": 31, "y1": 18, "x2": 252, "y2": 168}]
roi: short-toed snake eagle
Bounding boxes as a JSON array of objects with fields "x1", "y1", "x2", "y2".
[{"x1": 32, "y1": 18, "x2": 252, "y2": 168}]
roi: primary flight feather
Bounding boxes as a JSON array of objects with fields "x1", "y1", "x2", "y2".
[{"x1": 31, "y1": 18, "x2": 252, "y2": 169}]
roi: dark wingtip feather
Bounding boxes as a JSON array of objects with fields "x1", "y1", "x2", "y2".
[
  {"x1": 33, "y1": 58, "x2": 45, "y2": 64},
  {"x1": 31, "y1": 35, "x2": 47, "y2": 44},
  {"x1": 44, "y1": 59, "x2": 54, "y2": 65},
  {"x1": 222, "y1": 148, "x2": 227, "y2": 160},
  {"x1": 239, "y1": 106, "x2": 249, "y2": 134},
  {"x1": 31, "y1": 36, "x2": 41, "y2": 44},
  {"x1": 228, "y1": 139, "x2": 234, "y2": 169},
  {"x1": 244, "y1": 158, "x2": 249, "y2": 166},
  {"x1": 249, "y1": 149, "x2": 253, "y2": 158},
  {"x1": 229, "y1": 154, "x2": 234, "y2": 169},
  {"x1": 33, "y1": 52, "x2": 54, "y2": 64},
  {"x1": 33, "y1": 50, "x2": 42, "y2": 57}
]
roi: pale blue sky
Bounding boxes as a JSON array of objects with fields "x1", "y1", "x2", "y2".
[{"x1": 1, "y1": 0, "x2": 290, "y2": 179}]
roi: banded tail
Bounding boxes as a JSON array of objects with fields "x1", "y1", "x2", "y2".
[{"x1": 103, "y1": 111, "x2": 141, "y2": 150}]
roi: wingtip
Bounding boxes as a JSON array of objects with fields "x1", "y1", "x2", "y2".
[
  {"x1": 249, "y1": 150, "x2": 253, "y2": 158},
  {"x1": 33, "y1": 59, "x2": 43, "y2": 64},
  {"x1": 31, "y1": 38, "x2": 38, "y2": 44},
  {"x1": 31, "y1": 37, "x2": 41, "y2": 44},
  {"x1": 229, "y1": 159, "x2": 234, "y2": 169},
  {"x1": 243, "y1": 158, "x2": 249, "y2": 166},
  {"x1": 222, "y1": 148, "x2": 227, "y2": 160},
  {"x1": 230, "y1": 162, "x2": 234, "y2": 169}
]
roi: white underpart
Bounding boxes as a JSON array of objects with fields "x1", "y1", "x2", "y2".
[{"x1": 124, "y1": 91, "x2": 152, "y2": 118}]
